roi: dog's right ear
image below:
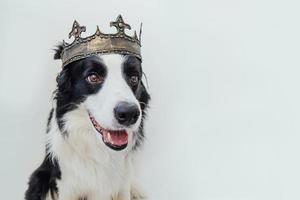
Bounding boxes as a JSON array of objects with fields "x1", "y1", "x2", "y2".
[
  {"x1": 54, "y1": 44, "x2": 64, "y2": 60},
  {"x1": 56, "y1": 68, "x2": 71, "y2": 93},
  {"x1": 54, "y1": 44, "x2": 71, "y2": 93}
]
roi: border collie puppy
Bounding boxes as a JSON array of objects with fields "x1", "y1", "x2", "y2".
[{"x1": 25, "y1": 46, "x2": 150, "y2": 200}]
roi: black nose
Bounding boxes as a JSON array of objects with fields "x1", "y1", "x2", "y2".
[{"x1": 114, "y1": 102, "x2": 140, "y2": 126}]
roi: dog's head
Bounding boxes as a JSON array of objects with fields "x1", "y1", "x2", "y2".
[{"x1": 53, "y1": 46, "x2": 150, "y2": 152}]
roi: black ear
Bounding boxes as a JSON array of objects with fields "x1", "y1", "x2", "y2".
[
  {"x1": 53, "y1": 44, "x2": 64, "y2": 60},
  {"x1": 56, "y1": 68, "x2": 71, "y2": 94},
  {"x1": 138, "y1": 81, "x2": 151, "y2": 111}
]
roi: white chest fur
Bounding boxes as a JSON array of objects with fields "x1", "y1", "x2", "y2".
[
  {"x1": 46, "y1": 107, "x2": 134, "y2": 200},
  {"x1": 56, "y1": 150, "x2": 133, "y2": 200}
]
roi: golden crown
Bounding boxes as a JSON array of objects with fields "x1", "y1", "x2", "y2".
[{"x1": 60, "y1": 15, "x2": 142, "y2": 67}]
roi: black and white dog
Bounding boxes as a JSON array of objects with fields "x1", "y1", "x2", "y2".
[{"x1": 25, "y1": 46, "x2": 150, "y2": 200}]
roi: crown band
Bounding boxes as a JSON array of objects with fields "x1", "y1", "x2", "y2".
[{"x1": 60, "y1": 15, "x2": 142, "y2": 67}]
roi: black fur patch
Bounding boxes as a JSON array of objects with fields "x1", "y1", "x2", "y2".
[
  {"x1": 25, "y1": 156, "x2": 61, "y2": 200},
  {"x1": 133, "y1": 81, "x2": 150, "y2": 149},
  {"x1": 46, "y1": 108, "x2": 54, "y2": 133}
]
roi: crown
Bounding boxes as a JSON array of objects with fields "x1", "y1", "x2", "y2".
[{"x1": 60, "y1": 15, "x2": 142, "y2": 67}]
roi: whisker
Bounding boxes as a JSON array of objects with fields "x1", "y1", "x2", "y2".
[{"x1": 138, "y1": 101, "x2": 147, "y2": 107}]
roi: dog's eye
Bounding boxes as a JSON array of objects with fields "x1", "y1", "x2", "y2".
[
  {"x1": 129, "y1": 75, "x2": 139, "y2": 85},
  {"x1": 86, "y1": 73, "x2": 103, "y2": 84}
]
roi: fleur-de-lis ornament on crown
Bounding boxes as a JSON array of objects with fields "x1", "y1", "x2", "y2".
[{"x1": 68, "y1": 20, "x2": 86, "y2": 40}]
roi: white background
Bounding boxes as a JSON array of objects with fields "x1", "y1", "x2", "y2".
[{"x1": 1, "y1": 0, "x2": 300, "y2": 199}]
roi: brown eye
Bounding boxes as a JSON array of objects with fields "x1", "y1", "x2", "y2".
[
  {"x1": 86, "y1": 73, "x2": 103, "y2": 84},
  {"x1": 129, "y1": 75, "x2": 139, "y2": 85}
]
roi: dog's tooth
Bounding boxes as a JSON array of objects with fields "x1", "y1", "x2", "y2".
[{"x1": 102, "y1": 131, "x2": 106, "y2": 142}]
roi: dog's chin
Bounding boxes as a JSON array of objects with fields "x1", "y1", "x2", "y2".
[{"x1": 88, "y1": 112, "x2": 128, "y2": 151}]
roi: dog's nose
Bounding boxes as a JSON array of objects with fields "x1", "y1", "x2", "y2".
[{"x1": 114, "y1": 102, "x2": 140, "y2": 126}]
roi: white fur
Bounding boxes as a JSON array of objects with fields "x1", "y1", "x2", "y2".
[{"x1": 46, "y1": 54, "x2": 143, "y2": 200}]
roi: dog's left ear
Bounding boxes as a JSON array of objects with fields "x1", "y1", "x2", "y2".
[{"x1": 137, "y1": 81, "x2": 150, "y2": 111}]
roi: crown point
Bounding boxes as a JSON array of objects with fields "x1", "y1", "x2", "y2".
[
  {"x1": 95, "y1": 25, "x2": 101, "y2": 35},
  {"x1": 139, "y1": 23, "x2": 143, "y2": 42},
  {"x1": 69, "y1": 20, "x2": 86, "y2": 40},
  {"x1": 134, "y1": 31, "x2": 138, "y2": 40},
  {"x1": 110, "y1": 15, "x2": 131, "y2": 35},
  {"x1": 117, "y1": 15, "x2": 123, "y2": 20},
  {"x1": 116, "y1": 15, "x2": 124, "y2": 23}
]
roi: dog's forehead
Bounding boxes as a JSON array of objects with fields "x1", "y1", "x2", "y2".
[
  {"x1": 97, "y1": 54, "x2": 141, "y2": 70},
  {"x1": 98, "y1": 54, "x2": 124, "y2": 70}
]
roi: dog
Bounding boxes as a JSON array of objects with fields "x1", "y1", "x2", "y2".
[{"x1": 24, "y1": 45, "x2": 150, "y2": 200}]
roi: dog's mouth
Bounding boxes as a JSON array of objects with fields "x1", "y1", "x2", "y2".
[{"x1": 88, "y1": 112, "x2": 128, "y2": 151}]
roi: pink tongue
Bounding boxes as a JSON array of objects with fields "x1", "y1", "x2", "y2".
[{"x1": 106, "y1": 131, "x2": 128, "y2": 146}]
